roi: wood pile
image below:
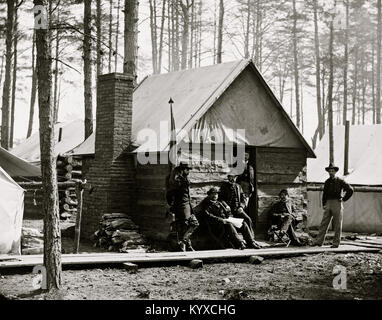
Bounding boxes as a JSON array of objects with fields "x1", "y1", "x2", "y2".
[
  {"x1": 21, "y1": 227, "x2": 44, "y2": 255},
  {"x1": 93, "y1": 213, "x2": 149, "y2": 252},
  {"x1": 57, "y1": 155, "x2": 83, "y2": 221}
]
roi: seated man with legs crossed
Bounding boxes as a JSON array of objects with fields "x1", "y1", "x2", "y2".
[{"x1": 200, "y1": 187, "x2": 261, "y2": 249}]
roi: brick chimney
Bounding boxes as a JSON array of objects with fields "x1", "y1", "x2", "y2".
[{"x1": 82, "y1": 73, "x2": 136, "y2": 239}]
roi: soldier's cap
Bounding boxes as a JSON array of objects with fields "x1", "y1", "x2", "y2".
[
  {"x1": 178, "y1": 162, "x2": 192, "y2": 170},
  {"x1": 207, "y1": 187, "x2": 219, "y2": 195},
  {"x1": 325, "y1": 163, "x2": 339, "y2": 172}
]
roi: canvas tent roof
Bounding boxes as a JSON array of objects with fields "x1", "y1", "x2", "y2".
[
  {"x1": 11, "y1": 119, "x2": 87, "y2": 163},
  {"x1": 0, "y1": 166, "x2": 24, "y2": 254},
  {"x1": 70, "y1": 59, "x2": 314, "y2": 157},
  {"x1": 307, "y1": 125, "x2": 382, "y2": 185},
  {"x1": 0, "y1": 146, "x2": 40, "y2": 177}
]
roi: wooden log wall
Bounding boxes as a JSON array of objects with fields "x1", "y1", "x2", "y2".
[
  {"x1": 132, "y1": 151, "x2": 231, "y2": 243},
  {"x1": 21, "y1": 155, "x2": 86, "y2": 221},
  {"x1": 256, "y1": 147, "x2": 308, "y2": 233}
]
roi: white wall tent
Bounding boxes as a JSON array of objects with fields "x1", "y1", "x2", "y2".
[
  {"x1": 307, "y1": 125, "x2": 382, "y2": 233},
  {"x1": 0, "y1": 167, "x2": 24, "y2": 254},
  {"x1": 11, "y1": 119, "x2": 88, "y2": 164}
]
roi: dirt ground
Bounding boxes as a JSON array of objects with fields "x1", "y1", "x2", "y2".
[
  {"x1": 1, "y1": 251, "x2": 381, "y2": 300},
  {"x1": 2, "y1": 219, "x2": 380, "y2": 300}
]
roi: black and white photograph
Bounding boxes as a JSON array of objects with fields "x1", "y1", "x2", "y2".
[{"x1": 0, "y1": 0, "x2": 381, "y2": 306}]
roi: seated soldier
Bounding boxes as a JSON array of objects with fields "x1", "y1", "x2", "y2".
[
  {"x1": 200, "y1": 187, "x2": 261, "y2": 249},
  {"x1": 219, "y1": 169, "x2": 255, "y2": 238},
  {"x1": 268, "y1": 189, "x2": 303, "y2": 246}
]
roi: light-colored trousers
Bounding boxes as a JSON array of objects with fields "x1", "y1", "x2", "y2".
[{"x1": 316, "y1": 199, "x2": 344, "y2": 246}]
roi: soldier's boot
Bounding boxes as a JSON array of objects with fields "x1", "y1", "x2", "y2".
[
  {"x1": 178, "y1": 241, "x2": 186, "y2": 252},
  {"x1": 185, "y1": 239, "x2": 195, "y2": 252}
]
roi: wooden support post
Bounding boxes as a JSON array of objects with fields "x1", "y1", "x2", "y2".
[
  {"x1": 73, "y1": 181, "x2": 83, "y2": 254},
  {"x1": 344, "y1": 121, "x2": 350, "y2": 176}
]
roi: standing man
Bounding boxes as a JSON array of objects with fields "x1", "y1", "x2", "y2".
[
  {"x1": 219, "y1": 169, "x2": 256, "y2": 240},
  {"x1": 314, "y1": 163, "x2": 354, "y2": 248},
  {"x1": 236, "y1": 152, "x2": 257, "y2": 226},
  {"x1": 166, "y1": 162, "x2": 199, "y2": 252}
]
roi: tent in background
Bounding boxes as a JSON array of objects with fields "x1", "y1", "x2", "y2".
[
  {"x1": 11, "y1": 119, "x2": 88, "y2": 164},
  {"x1": 0, "y1": 167, "x2": 24, "y2": 254},
  {"x1": 0, "y1": 146, "x2": 41, "y2": 177},
  {"x1": 307, "y1": 125, "x2": 382, "y2": 233}
]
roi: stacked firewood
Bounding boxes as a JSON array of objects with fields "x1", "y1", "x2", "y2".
[
  {"x1": 57, "y1": 155, "x2": 83, "y2": 181},
  {"x1": 93, "y1": 213, "x2": 149, "y2": 252},
  {"x1": 57, "y1": 155, "x2": 82, "y2": 220}
]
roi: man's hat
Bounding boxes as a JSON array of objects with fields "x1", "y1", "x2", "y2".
[
  {"x1": 178, "y1": 162, "x2": 192, "y2": 170},
  {"x1": 325, "y1": 163, "x2": 339, "y2": 172},
  {"x1": 207, "y1": 187, "x2": 219, "y2": 195},
  {"x1": 227, "y1": 168, "x2": 240, "y2": 176}
]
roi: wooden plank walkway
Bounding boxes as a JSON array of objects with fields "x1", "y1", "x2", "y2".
[{"x1": 0, "y1": 245, "x2": 380, "y2": 270}]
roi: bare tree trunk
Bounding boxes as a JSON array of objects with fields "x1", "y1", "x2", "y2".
[
  {"x1": 377, "y1": 0, "x2": 381, "y2": 124},
  {"x1": 179, "y1": 0, "x2": 192, "y2": 70},
  {"x1": 27, "y1": 31, "x2": 37, "y2": 138},
  {"x1": 115, "y1": 0, "x2": 121, "y2": 72},
  {"x1": 372, "y1": 40, "x2": 376, "y2": 124},
  {"x1": 10, "y1": 5, "x2": 18, "y2": 149},
  {"x1": 213, "y1": 0, "x2": 217, "y2": 64},
  {"x1": 343, "y1": 0, "x2": 349, "y2": 124},
  {"x1": 84, "y1": 0, "x2": 93, "y2": 139},
  {"x1": 313, "y1": 0, "x2": 323, "y2": 139},
  {"x1": 168, "y1": 0, "x2": 171, "y2": 71},
  {"x1": 322, "y1": 67, "x2": 326, "y2": 135},
  {"x1": 254, "y1": 0, "x2": 261, "y2": 66},
  {"x1": 96, "y1": 0, "x2": 102, "y2": 77},
  {"x1": 216, "y1": 0, "x2": 224, "y2": 64},
  {"x1": 109, "y1": 0, "x2": 114, "y2": 73},
  {"x1": 352, "y1": 47, "x2": 358, "y2": 125},
  {"x1": 244, "y1": 0, "x2": 250, "y2": 59},
  {"x1": 53, "y1": 7, "x2": 60, "y2": 124},
  {"x1": 158, "y1": 0, "x2": 166, "y2": 73},
  {"x1": 328, "y1": 20, "x2": 334, "y2": 164},
  {"x1": 174, "y1": 2, "x2": 180, "y2": 70},
  {"x1": 124, "y1": 0, "x2": 139, "y2": 80},
  {"x1": 361, "y1": 55, "x2": 366, "y2": 125},
  {"x1": 197, "y1": 0, "x2": 202, "y2": 67},
  {"x1": 109, "y1": 0, "x2": 113, "y2": 73},
  {"x1": 34, "y1": 0, "x2": 61, "y2": 291},
  {"x1": 149, "y1": 0, "x2": 158, "y2": 73},
  {"x1": 300, "y1": 69, "x2": 304, "y2": 134},
  {"x1": 189, "y1": 0, "x2": 194, "y2": 68},
  {"x1": 1, "y1": 0, "x2": 14, "y2": 150},
  {"x1": 292, "y1": 0, "x2": 300, "y2": 129},
  {"x1": 0, "y1": 53, "x2": 4, "y2": 89}
]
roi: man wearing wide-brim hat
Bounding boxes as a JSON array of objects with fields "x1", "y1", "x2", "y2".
[
  {"x1": 314, "y1": 163, "x2": 354, "y2": 248},
  {"x1": 166, "y1": 162, "x2": 199, "y2": 252}
]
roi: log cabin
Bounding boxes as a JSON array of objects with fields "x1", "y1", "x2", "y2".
[{"x1": 75, "y1": 59, "x2": 316, "y2": 248}]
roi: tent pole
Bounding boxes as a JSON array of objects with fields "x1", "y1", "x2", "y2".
[{"x1": 344, "y1": 121, "x2": 350, "y2": 176}]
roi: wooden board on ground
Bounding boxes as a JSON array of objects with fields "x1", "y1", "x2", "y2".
[
  {"x1": 0, "y1": 245, "x2": 380, "y2": 270},
  {"x1": 341, "y1": 240, "x2": 382, "y2": 249}
]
